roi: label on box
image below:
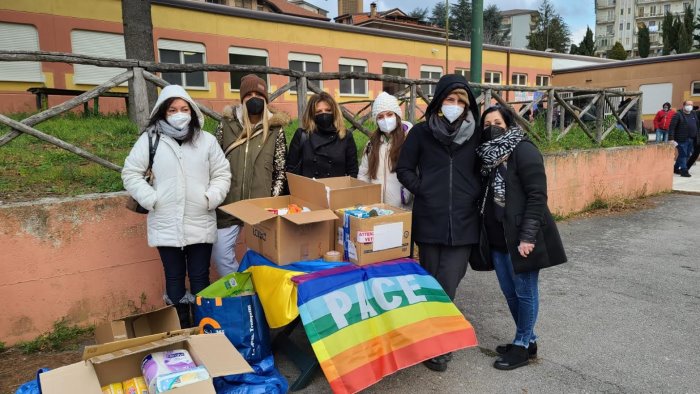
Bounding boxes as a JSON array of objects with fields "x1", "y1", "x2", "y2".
[
  {"x1": 356, "y1": 230, "x2": 374, "y2": 244},
  {"x1": 372, "y1": 222, "x2": 403, "y2": 252}
]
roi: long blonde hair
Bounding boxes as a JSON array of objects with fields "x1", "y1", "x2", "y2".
[
  {"x1": 301, "y1": 92, "x2": 347, "y2": 139},
  {"x1": 238, "y1": 99, "x2": 270, "y2": 143}
]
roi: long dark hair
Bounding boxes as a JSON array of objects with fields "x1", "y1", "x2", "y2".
[
  {"x1": 147, "y1": 97, "x2": 200, "y2": 143},
  {"x1": 480, "y1": 105, "x2": 515, "y2": 129},
  {"x1": 366, "y1": 115, "x2": 405, "y2": 180}
]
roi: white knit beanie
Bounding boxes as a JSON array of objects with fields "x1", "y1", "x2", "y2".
[{"x1": 372, "y1": 92, "x2": 402, "y2": 120}]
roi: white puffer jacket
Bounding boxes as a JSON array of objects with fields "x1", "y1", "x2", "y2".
[
  {"x1": 122, "y1": 86, "x2": 231, "y2": 248},
  {"x1": 358, "y1": 122, "x2": 413, "y2": 210}
]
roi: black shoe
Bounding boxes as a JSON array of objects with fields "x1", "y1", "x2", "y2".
[
  {"x1": 496, "y1": 342, "x2": 537, "y2": 359},
  {"x1": 423, "y1": 353, "x2": 450, "y2": 372},
  {"x1": 674, "y1": 168, "x2": 681, "y2": 174},
  {"x1": 493, "y1": 345, "x2": 530, "y2": 370},
  {"x1": 175, "y1": 303, "x2": 192, "y2": 328},
  {"x1": 681, "y1": 171, "x2": 692, "y2": 177}
]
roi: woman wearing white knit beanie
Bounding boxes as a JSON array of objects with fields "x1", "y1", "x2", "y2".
[{"x1": 358, "y1": 92, "x2": 413, "y2": 209}]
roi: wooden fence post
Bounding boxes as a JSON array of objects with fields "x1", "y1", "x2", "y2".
[
  {"x1": 596, "y1": 92, "x2": 605, "y2": 143},
  {"x1": 131, "y1": 67, "x2": 150, "y2": 130},
  {"x1": 484, "y1": 89, "x2": 492, "y2": 109},
  {"x1": 636, "y1": 93, "x2": 643, "y2": 133},
  {"x1": 408, "y1": 83, "x2": 417, "y2": 124},
  {"x1": 546, "y1": 88, "x2": 554, "y2": 141},
  {"x1": 297, "y1": 76, "x2": 308, "y2": 120}
]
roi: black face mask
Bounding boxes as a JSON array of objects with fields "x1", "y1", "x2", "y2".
[
  {"x1": 484, "y1": 125, "x2": 507, "y2": 141},
  {"x1": 245, "y1": 97, "x2": 265, "y2": 116},
  {"x1": 314, "y1": 113, "x2": 335, "y2": 131}
]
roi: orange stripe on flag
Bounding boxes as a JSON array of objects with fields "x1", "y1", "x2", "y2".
[
  {"x1": 319, "y1": 316, "x2": 472, "y2": 381},
  {"x1": 328, "y1": 329, "x2": 477, "y2": 394}
]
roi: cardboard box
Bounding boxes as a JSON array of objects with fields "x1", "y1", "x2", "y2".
[
  {"x1": 40, "y1": 331, "x2": 252, "y2": 394},
  {"x1": 219, "y1": 176, "x2": 339, "y2": 265},
  {"x1": 286, "y1": 174, "x2": 383, "y2": 250},
  {"x1": 337, "y1": 204, "x2": 413, "y2": 266},
  {"x1": 94, "y1": 306, "x2": 180, "y2": 344}
]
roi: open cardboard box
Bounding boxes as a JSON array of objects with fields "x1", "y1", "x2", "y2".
[
  {"x1": 337, "y1": 203, "x2": 413, "y2": 266},
  {"x1": 40, "y1": 331, "x2": 252, "y2": 394},
  {"x1": 94, "y1": 305, "x2": 180, "y2": 344},
  {"x1": 219, "y1": 175, "x2": 339, "y2": 265},
  {"x1": 286, "y1": 174, "x2": 383, "y2": 252}
]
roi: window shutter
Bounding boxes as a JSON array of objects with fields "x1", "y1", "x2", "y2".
[
  {"x1": 0, "y1": 22, "x2": 43, "y2": 82},
  {"x1": 71, "y1": 30, "x2": 126, "y2": 85}
]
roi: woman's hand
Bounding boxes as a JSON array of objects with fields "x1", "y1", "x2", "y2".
[{"x1": 518, "y1": 241, "x2": 535, "y2": 258}]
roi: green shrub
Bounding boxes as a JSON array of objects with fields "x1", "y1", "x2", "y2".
[{"x1": 16, "y1": 318, "x2": 94, "y2": 354}]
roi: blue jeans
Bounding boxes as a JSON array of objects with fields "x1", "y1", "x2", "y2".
[
  {"x1": 675, "y1": 140, "x2": 693, "y2": 172},
  {"x1": 492, "y1": 250, "x2": 540, "y2": 348},
  {"x1": 655, "y1": 129, "x2": 668, "y2": 143}
]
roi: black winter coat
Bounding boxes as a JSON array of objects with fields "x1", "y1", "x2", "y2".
[
  {"x1": 286, "y1": 128, "x2": 359, "y2": 178},
  {"x1": 477, "y1": 140, "x2": 567, "y2": 274},
  {"x1": 669, "y1": 111, "x2": 700, "y2": 142},
  {"x1": 396, "y1": 121, "x2": 482, "y2": 245}
]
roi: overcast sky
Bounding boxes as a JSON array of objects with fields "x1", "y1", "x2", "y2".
[{"x1": 304, "y1": 0, "x2": 594, "y2": 46}]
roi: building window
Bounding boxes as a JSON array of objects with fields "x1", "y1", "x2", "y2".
[
  {"x1": 229, "y1": 47, "x2": 268, "y2": 91},
  {"x1": 536, "y1": 75, "x2": 550, "y2": 86},
  {"x1": 382, "y1": 62, "x2": 407, "y2": 96},
  {"x1": 620, "y1": 8, "x2": 623, "y2": 15},
  {"x1": 71, "y1": 30, "x2": 126, "y2": 85},
  {"x1": 484, "y1": 71, "x2": 502, "y2": 85},
  {"x1": 205, "y1": 0, "x2": 225, "y2": 4},
  {"x1": 511, "y1": 73, "x2": 527, "y2": 86},
  {"x1": 339, "y1": 58, "x2": 368, "y2": 96},
  {"x1": 692, "y1": 81, "x2": 700, "y2": 96},
  {"x1": 607, "y1": 25, "x2": 614, "y2": 34},
  {"x1": 627, "y1": 7, "x2": 631, "y2": 14},
  {"x1": 455, "y1": 68, "x2": 470, "y2": 80},
  {"x1": 608, "y1": 10, "x2": 614, "y2": 20},
  {"x1": 288, "y1": 53, "x2": 322, "y2": 93},
  {"x1": 234, "y1": 0, "x2": 253, "y2": 8},
  {"x1": 619, "y1": 23, "x2": 623, "y2": 31},
  {"x1": 0, "y1": 22, "x2": 43, "y2": 82},
  {"x1": 627, "y1": 22, "x2": 631, "y2": 30},
  {"x1": 638, "y1": 7, "x2": 644, "y2": 16},
  {"x1": 257, "y1": 4, "x2": 264, "y2": 10},
  {"x1": 158, "y1": 39, "x2": 207, "y2": 89},
  {"x1": 650, "y1": 5, "x2": 656, "y2": 15},
  {"x1": 664, "y1": 4, "x2": 670, "y2": 13},
  {"x1": 626, "y1": 37, "x2": 630, "y2": 45},
  {"x1": 420, "y1": 65, "x2": 443, "y2": 96}
]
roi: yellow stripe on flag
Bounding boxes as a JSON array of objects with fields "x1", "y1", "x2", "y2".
[{"x1": 245, "y1": 265, "x2": 305, "y2": 328}]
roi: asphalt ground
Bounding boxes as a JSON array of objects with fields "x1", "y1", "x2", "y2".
[{"x1": 275, "y1": 193, "x2": 700, "y2": 393}]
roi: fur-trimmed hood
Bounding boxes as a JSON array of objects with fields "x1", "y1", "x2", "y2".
[{"x1": 222, "y1": 104, "x2": 290, "y2": 128}]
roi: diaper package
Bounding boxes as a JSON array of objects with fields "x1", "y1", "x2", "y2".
[
  {"x1": 141, "y1": 349, "x2": 197, "y2": 394},
  {"x1": 154, "y1": 366, "x2": 210, "y2": 393},
  {"x1": 102, "y1": 383, "x2": 124, "y2": 394}
]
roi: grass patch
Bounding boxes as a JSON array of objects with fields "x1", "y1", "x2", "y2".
[
  {"x1": 529, "y1": 116, "x2": 647, "y2": 153},
  {"x1": 0, "y1": 111, "x2": 645, "y2": 202},
  {"x1": 16, "y1": 319, "x2": 94, "y2": 354},
  {"x1": 0, "y1": 341, "x2": 5, "y2": 353},
  {"x1": 585, "y1": 198, "x2": 610, "y2": 211}
]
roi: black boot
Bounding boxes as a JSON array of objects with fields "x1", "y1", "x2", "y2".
[
  {"x1": 496, "y1": 342, "x2": 538, "y2": 359},
  {"x1": 493, "y1": 345, "x2": 529, "y2": 370},
  {"x1": 175, "y1": 303, "x2": 192, "y2": 329},
  {"x1": 423, "y1": 352, "x2": 452, "y2": 372}
]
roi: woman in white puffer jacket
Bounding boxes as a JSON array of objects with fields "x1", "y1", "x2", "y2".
[
  {"x1": 358, "y1": 92, "x2": 412, "y2": 210},
  {"x1": 122, "y1": 85, "x2": 231, "y2": 327}
]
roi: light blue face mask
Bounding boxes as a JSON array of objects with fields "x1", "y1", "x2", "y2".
[{"x1": 441, "y1": 105, "x2": 464, "y2": 123}]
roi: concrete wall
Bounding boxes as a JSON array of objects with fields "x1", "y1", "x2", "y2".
[{"x1": 0, "y1": 144, "x2": 674, "y2": 345}]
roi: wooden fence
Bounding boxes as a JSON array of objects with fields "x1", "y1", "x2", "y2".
[{"x1": 0, "y1": 50, "x2": 644, "y2": 173}]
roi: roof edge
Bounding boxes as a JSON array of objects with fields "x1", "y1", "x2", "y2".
[{"x1": 553, "y1": 52, "x2": 700, "y2": 74}]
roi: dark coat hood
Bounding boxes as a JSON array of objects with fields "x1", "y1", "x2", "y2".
[{"x1": 425, "y1": 74, "x2": 480, "y2": 125}]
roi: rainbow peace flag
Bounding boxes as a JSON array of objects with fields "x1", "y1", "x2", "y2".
[{"x1": 295, "y1": 259, "x2": 478, "y2": 394}]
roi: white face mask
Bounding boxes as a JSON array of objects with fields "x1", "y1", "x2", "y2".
[
  {"x1": 441, "y1": 105, "x2": 464, "y2": 123},
  {"x1": 167, "y1": 112, "x2": 191, "y2": 130},
  {"x1": 685, "y1": 105, "x2": 694, "y2": 113},
  {"x1": 377, "y1": 115, "x2": 397, "y2": 134}
]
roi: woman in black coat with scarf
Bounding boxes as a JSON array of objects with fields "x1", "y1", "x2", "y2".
[
  {"x1": 396, "y1": 74, "x2": 482, "y2": 372},
  {"x1": 286, "y1": 91, "x2": 358, "y2": 178},
  {"x1": 475, "y1": 105, "x2": 567, "y2": 371}
]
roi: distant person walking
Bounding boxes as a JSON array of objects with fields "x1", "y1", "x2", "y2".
[
  {"x1": 653, "y1": 102, "x2": 675, "y2": 143},
  {"x1": 669, "y1": 100, "x2": 699, "y2": 177}
]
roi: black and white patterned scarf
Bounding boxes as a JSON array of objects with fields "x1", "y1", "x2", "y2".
[{"x1": 476, "y1": 127, "x2": 525, "y2": 207}]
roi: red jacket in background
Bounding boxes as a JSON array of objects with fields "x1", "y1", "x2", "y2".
[{"x1": 653, "y1": 109, "x2": 676, "y2": 130}]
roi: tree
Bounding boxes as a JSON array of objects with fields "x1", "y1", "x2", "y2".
[
  {"x1": 677, "y1": 17, "x2": 692, "y2": 53},
  {"x1": 661, "y1": 11, "x2": 675, "y2": 55},
  {"x1": 571, "y1": 26, "x2": 595, "y2": 56},
  {"x1": 429, "y1": 2, "x2": 448, "y2": 29},
  {"x1": 637, "y1": 23, "x2": 650, "y2": 58},
  {"x1": 449, "y1": 0, "x2": 473, "y2": 41},
  {"x1": 607, "y1": 41, "x2": 628, "y2": 60},
  {"x1": 122, "y1": 0, "x2": 158, "y2": 123},
  {"x1": 408, "y1": 7, "x2": 429, "y2": 23},
  {"x1": 682, "y1": 4, "x2": 695, "y2": 51},
  {"x1": 694, "y1": 12, "x2": 700, "y2": 49},
  {"x1": 483, "y1": 5, "x2": 509, "y2": 45},
  {"x1": 527, "y1": 0, "x2": 571, "y2": 53}
]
